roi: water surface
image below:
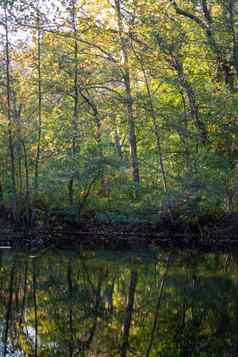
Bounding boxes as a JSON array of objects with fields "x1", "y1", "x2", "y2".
[{"x1": 0, "y1": 248, "x2": 238, "y2": 356}]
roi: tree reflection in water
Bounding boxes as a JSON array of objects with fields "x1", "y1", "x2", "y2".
[{"x1": 0, "y1": 249, "x2": 237, "y2": 356}]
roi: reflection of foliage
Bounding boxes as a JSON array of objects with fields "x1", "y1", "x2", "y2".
[{"x1": 0, "y1": 250, "x2": 238, "y2": 356}]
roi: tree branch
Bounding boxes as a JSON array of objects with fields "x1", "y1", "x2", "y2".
[{"x1": 170, "y1": 0, "x2": 208, "y2": 30}]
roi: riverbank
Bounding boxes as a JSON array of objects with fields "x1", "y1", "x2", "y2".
[{"x1": 1, "y1": 211, "x2": 238, "y2": 251}]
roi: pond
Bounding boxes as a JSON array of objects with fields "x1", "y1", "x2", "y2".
[{"x1": 0, "y1": 248, "x2": 238, "y2": 356}]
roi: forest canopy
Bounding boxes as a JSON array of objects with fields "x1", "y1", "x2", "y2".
[{"x1": 0, "y1": 0, "x2": 238, "y2": 223}]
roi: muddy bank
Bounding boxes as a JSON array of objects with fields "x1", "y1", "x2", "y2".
[{"x1": 0, "y1": 211, "x2": 238, "y2": 251}]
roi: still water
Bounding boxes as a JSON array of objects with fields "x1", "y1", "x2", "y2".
[{"x1": 0, "y1": 248, "x2": 237, "y2": 356}]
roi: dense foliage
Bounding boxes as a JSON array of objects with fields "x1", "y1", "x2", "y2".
[{"x1": 0, "y1": 0, "x2": 238, "y2": 223}]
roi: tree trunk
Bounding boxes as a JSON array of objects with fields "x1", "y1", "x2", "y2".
[
  {"x1": 172, "y1": 57, "x2": 207, "y2": 143},
  {"x1": 120, "y1": 271, "x2": 137, "y2": 357},
  {"x1": 67, "y1": 259, "x2": 74, "y2": 357},
  {"x1": 4, "y1": 6, "x2": 18, "y2": 221},
  {"x1": 145, "y1": 255, "x2": 171, "y2": 357},
  {"x1": 32, "y1": 261, "x2": 38, "y2": 357},
  {"x1": 3, "y1": 263, "x2": 15, "y2": 357},
  {"x1": 114, "y1": 0, "x2": 140, "y2": 186},
  {"x1": 22, "y1": 141, "x2": 31, "y2": 226},
  {"x1": 136, "y1": 54, "x2": 174, "y2": 220},
  {"x1": 68, "y1": 0, "x2": 80, "y2": 207},
  {"x1": 171, "y1": 0, "x2": 235, "y2": 90},
  {"x1": 19, "y1": 259, "x2": 28, "y2": 328},
  {"x1": 227, "y1": 0, "x2": 238, "y2": 82},
  {"x1": 34, "y1": 9, "x2": 42, "y2": 197}
]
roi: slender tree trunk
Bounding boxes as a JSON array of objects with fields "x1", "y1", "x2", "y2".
[
  {"x1": 3, "y1": 263, "x2": 15, "y2": 357},
  {"x1": 125, "y1": 79, "x2": 140, "y2": 185},
  {"x1": 134, "y1": 51, "x2": 173, "y2": 219},
  {"x1": 67, "y1": 259, "x2": 74, "y2": 357},
  {"x1": 4, "y1": 6, "x2": 17, "y2": 221},
  {"x1": 79, "y1": 90, "x2": 108, "y2": 196},
  {"x1": 0, "y1": 182, "x2": 3, "y2": 205},
  {"x1": 179, "y1": 90, "x2": 190, "y2": 168},
  {"x1": 34, "y1": 9, "x2": 42, "y2": 197},
  {"x1": 80, "y1": 272, "x2": 103, "y2": 353},
  {"x1": 13, "y1": 96, "x2": 31, "y2": 223},
  {"x1": 18, "y1": 155, "x2": 23, "y2": 200},
  {"x1": 13, "y1": 96, "x2": 23, "y2": 201},
  {"x1": 114, "y1": 0, "x2": 140, "y2": 186},
  {"x1": 120, "y1": 271, "x2": 137, "y2": 357},
  {"x1": 94, "y1": 111, "x2": 108, "y2": 196},
  {"x1": 23, "y1": 142, "x2": 30, "y2": 221},
  {"x1": 32, "y1": 262, "x2": 38, "y2": 357},
  {"x1": 19, "y1": 259, "x2": 28, "y2": 327},
  {"x1": 227, "y1": 0, "x2": 238, "y2": 82},
  {"x1": 145, "y1": 255, "x2": 171, "y2": 357},
  {"x1": 139, "y1": 58, "x2": 168, "y2": 192},
  {"x1": 172, "y1": 57, "x2": 207, "y2": 143},
  {"x1": 69, "y1": 0, "x2": 80, "y2": 207},
  {"x1": 114, "y1": 128, "x2": 123, "y2": 159}
]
